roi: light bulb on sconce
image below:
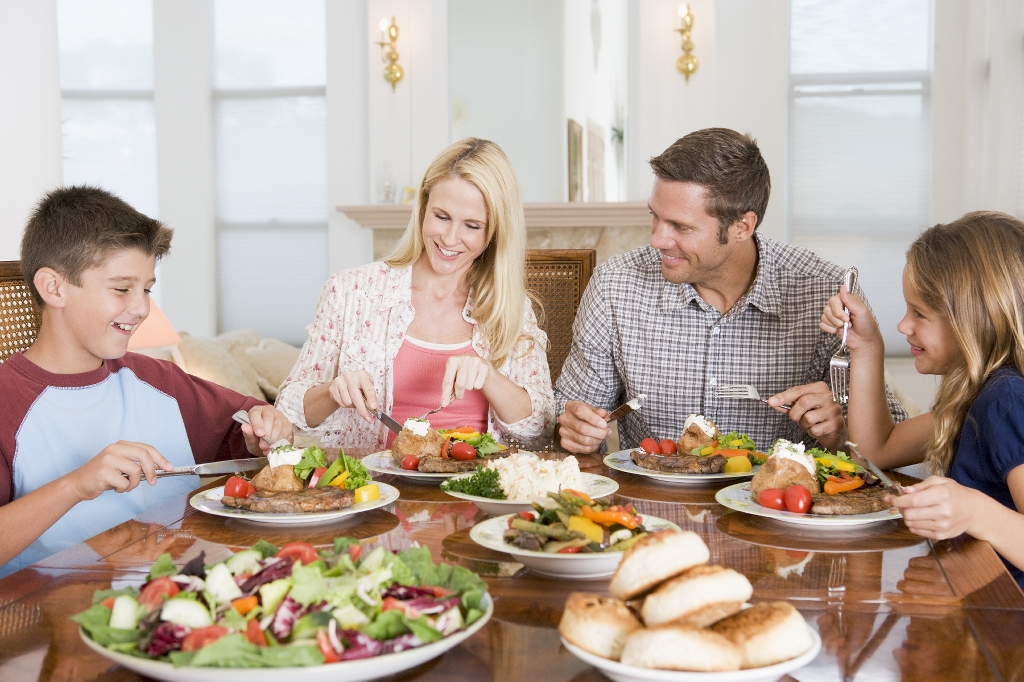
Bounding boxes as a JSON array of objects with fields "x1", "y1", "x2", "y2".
[
  {"x1": 376, "y1": 16, "x2": 404, "y2": 92},
  {"x1": 676, "y1": 4, "x2": 698, "y2": 82}
]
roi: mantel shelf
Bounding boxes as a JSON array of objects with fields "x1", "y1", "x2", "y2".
[{"x1": 338, "y1": 201, "x2": 651, "y2": 231}]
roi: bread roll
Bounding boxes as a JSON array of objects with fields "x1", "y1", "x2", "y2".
[
  {"x1": 620, "y1": 624, "x2": 741, "y2": 672},
  {"x1": 609, "y1": 530, "x2": 709, "y2": 600},
  {"x1": 558, "y1": 592, "x2": 641, "y2": 661},
  {"x1": 711, "y1": 601, "x2": 813, "y2": 668},
  {"x1": 641, "y1": 565, "x2": 753, "y2": 628}
]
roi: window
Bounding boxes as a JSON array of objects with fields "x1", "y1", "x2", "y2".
[
  {"x1": 788, "y1": 0, "x2": 933, "y2": 352},
  {"x1": 213, "y1": 0, "x2": 328, "y2": 345}
]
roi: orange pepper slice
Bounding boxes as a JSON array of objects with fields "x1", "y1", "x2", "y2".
[
  {"x1": 823, "y1": 476, "x2": 865, "y2": 495},
  {"x1": 448, "y1": 426, "x2": 476, "y2": 434},
  {"x1": 711, "y1": 448, "x2": 752, "y2": 458},
  {"x1": 441, "y1": 435, "x2": 451, "y2": 459},
  {"x1": 581, "y1": 505, "x2": 640, "y2": 529},
  {"x1": 231, "y1": 595, "x2": 258, "y2": 616},
  {"x1": 563, "y1": 488, "x2": 594, "y2": 504}
]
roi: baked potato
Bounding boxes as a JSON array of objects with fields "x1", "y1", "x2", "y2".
[
  {"x1": 676, "y1": 416, "x2": 720, "y2": 454},
  {"x1": 251, "y1": 463, "x2": 304, "y2": 492},
  {"x1": 749, "y1": 456, "x2": 820, "y2": 498},
  {"x1": 391, "y1": 426, "x2": 444, "y2": 465}
]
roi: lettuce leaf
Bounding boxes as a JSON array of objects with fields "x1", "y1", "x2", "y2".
[
  {"x1": 252, "y1": 539, "x2": 279, "y2": 559},
  {"x1": 90, "y1": 587, "x2": 138, "y2": 605},
  {"x1": 148, "y1": 553, "x2": 177, "y2": 580},
  {"x1": 398, "y1": 546, "x2": 487, "y2": 609},
  {"x1": 293, "y1": 446, "x2": 328, "y2": 482},
  {"x1": 363, "y1": 609, "x2": 408, "y2": 640},
  {"x1": 338, "y1": 455, "x2": 370, "y2": 490},
  {"x1": 718, "y1": 431, "x2": 756, "y2": 451},
  {"x1": 73, "y1": 605, "x2": 143, "y2": 646}
]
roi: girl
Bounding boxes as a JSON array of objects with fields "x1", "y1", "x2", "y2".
[
  {"x1": 820, "y1": 211, "x2": 1024, "y2": 589},
  {"x1": 277, "y1": 138, "x2": 554, "y2": 450}
]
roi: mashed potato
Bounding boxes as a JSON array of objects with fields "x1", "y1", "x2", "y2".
[{"x1": 486, "y1": 452, "x2": 584, "y2": 500}]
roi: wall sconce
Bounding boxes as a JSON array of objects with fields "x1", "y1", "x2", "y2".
[
  {"x1": 376, "y1": 16, "x2": 404, "y2": 92},
  {"x1": 676, "y1": 4, "x2": 698, "y2": 82}
]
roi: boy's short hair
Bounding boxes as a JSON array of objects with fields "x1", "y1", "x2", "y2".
[
  {"x1": 649, "y1": 128, "x2": 771, "y2": 244},
  {"x1": 21, "y1": 186, "x2": 173, "y2": 305}
]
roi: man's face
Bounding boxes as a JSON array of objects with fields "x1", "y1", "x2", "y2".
[
  {"x1": 61, "y1": 249, "x2": 156, "y2": 363},
  {"x1": 648, "y1": 179, "x2": 734, "y2": 285}
]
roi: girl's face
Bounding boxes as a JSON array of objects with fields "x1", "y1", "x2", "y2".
[
  {"x1": 897, "y1": 270, "x2": 963, "y2": 375},
  {"x1": 419, "y1": 176, "x2": 489, "y2": 279}
]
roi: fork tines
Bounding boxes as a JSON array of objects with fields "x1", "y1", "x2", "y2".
[{"x1": 829, "y1": 355, "x2": 850, "y2": 405}]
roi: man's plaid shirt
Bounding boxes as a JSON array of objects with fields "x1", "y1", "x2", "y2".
[{"x1": 554, "y1": 235, "x2": 907, "y2": 451}]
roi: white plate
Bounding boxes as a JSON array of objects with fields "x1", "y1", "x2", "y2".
[
  {"x1": 361, "y1": 451, "x2": 461, "y2": 481},
  {"x1": 442, "y1": 472, "x2": 619, "y2": 516},
  {"x1": 189, "y1": 482, "x2": 400, "y2": 525},
  {"x1": 470, "y1": 514, "x2": 680, "y2": 579},
  {"x1": 604, "y1": 450, "x2": 759, "y2": 485},
  {"x1": 561, "y1": 625, "x2": 820, "y2": 682},
  {"x1": 79, "y1": 594, "x2": 492, "y2": 682},
  {"x1": 715, "y1": 482, "x2": 903, "y2": 527}
]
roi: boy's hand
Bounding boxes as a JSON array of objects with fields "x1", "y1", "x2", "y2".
[
  {"x1": 71, "y1": 441, "x2": 172, "y2": 502},
  {"x1": 819, "y1": 288, "x2": 884, "y2": 356},
  {"x1": 242, "y1": 405, "x2": 294, "y2": 455}
]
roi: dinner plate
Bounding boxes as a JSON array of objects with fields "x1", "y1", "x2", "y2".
[
  {"x1": 442, "y1": 472, "x2": 619, "y2": 515},
  {"x1": 79, "y1": 594, "x2": 493, "y2": 682},
  {"x1": 470, "y1": 513, "x2": 680, "y2": 579},
  {"x1": 604, "y1": 450, "x2": 760, "y2": 485},
  {"x1": 560, "y1": 626, "x2": 821, "y2": 682},
  {"x1": 715, "y1": 482, "x2": 903, "y2": 527},
  {"x1": 361, "y1": 451, "x2": 460, "y2": 482},
  {"x1": 189, "y1": 482, "x2": 400, "y2": 525}
]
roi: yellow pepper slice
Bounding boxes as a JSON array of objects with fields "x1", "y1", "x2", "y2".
[
  {"x1": 353, "y1": 483, "x2": 380, "y2": 503},
  {"x1": 568, "y1": 515, "x2": 604, "y2": 544},
  {"x1": 699, "y1": 446, "x2": 714, "y2": 456},
  {"x1": 328, "y1": 470, "x2": 350, "y2": 487},
  {"x1": 729, "y1": 439, "x2": 742, "y2": 447},
  {"x1": 724, "y1": 456, "x2": 752, "y2": 473}
]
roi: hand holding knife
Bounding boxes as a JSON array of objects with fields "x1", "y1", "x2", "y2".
[
  {"x1": 606, "y1": 394, "x2": 646, "y2": 422},
  {"x1": 845, "y1": 441, "x2": 903, "y2": 495}
]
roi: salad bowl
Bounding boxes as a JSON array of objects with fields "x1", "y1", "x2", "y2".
[
  {"x1": 471, "y1": 513, "x2": 680, "y2": 579},
  {"x1": 442, "y1": 472, "x2": 619, "y2": 516},
  {"x1": 80, "y1": 594, "x2": 493, "y2": 682}
]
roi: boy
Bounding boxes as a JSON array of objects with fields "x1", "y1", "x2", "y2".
[{"x1": 0, "y1": 186, "x2": 293, "y2": 577}]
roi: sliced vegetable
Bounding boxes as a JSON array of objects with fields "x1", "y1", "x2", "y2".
[
  {"x1": 713, "y1": 448, "x2": 753, "y2": 459},
  {"x1": 160, "y1": 597, "x2": 213, "y2": 629},
  {"x1": 181, "y1": 625, "x2": 229, "y2": 652},
  {"x1": 138, "y1": 577, "x2": 180, "y2": 610},
  {"x1": 317, "y1": 456, "x2": 348, "y2": 487},
  {"x1": 328, "y1": 470, "x2": 350, "y2": 487},
  {"x1": 231, "y1": 596, "x2": 258, "y2": 616},
  {"x1": 723, "y1": 456, "x2": 752, "y2": 473},
  {"x1": 353, "y1": 484, "x2": 380, "y2": 503},
  {"x1": 276, "y1": 542, "x2": 319, "y2": 566},
  {"x1": 245, "y1": 617, "x2": 267, "y2": 647},
  {"x1": 824, "y1": 476, "x2": 865, "y2": 495},
  {"x1": 308, "y1": 466, "x2": 328, "y2": 488},
  {"x1": 580, "y1": 505, "x2": 640, "y2": 530},
  {"x1": 109, "y1": 595, "x2": 141, "y2": 630},
  {"x1": 567, "y1": 515, "x2": 605, "y2": 544},
  {"x1": 204, "y1": 563, "x2": 243, "y2": 604}
]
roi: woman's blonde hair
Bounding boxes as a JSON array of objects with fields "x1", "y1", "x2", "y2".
[
  {"x1": 385, "y1": 138, "x2": 528, "y2": 366},
  {"x1": 906, "y1": 211, "x2": 1024, "y2": 474}
]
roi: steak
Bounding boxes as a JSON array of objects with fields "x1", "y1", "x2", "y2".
[
  {"x1": 418, "y1": 451, "x2": 512, "y2": 473},
  {"x1": 630, "y1": 449, "x2": 727, "y2": 474},
  {"x1": 810, "y1": 485, "x2": 891, "y2": 515},
  {"x1": 222, "y1": 487, "x2": 355, "y2": 514}
]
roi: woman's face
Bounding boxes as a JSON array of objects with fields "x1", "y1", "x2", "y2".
[
  {"x1": 420, "y1": 176, "x2": 489, "y2": 278},
  {"x1": 897, "y1": 269, "x2": 963, "y2": 375}
]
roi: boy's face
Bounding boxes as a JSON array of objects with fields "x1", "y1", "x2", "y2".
[{"x1": 63, "y1": 249, "x2": 156, "y2": 362}]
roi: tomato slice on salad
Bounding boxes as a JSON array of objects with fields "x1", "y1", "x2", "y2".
[
  {"x1": 137, "y1": 576, "x2": 180, "y2": 610},
  {"x1": 181, "y1": 626, "x2": 229, "y2": 652},
  {"x1": 317, "y1": 628, "x2": 340, "y2": 663},
  {"x1": 245, "y1": 617, "x2": 267, "y2": 647},
  {"x1": 276, "y1": 541, "x2": 320, "y2": 565}
]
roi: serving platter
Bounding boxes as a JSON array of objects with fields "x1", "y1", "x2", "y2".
[
  {"x1": 715, "y1": 482, "x2": 903, "y2": 527},
  {"x1": 604, "y1": 450, "x2": 760, "y2": 485},
  {"x1": 361, "y1": 451, "x2": 456, "y2": 482},
  {"x1": 560, "y1": 626, "x2": 821, "y2": 682},
  {"x1": 79, "y1": 594, "x2": 492, "y2": 682},
  {"x1": 442, "y1": 472, "x2": 619, "y2": 515},
  {"x1": 189, "y1": 481, "x2": 400, "y2": 525},
  {"x1": 470, "y1": 513, "x2": 679, "y2": 579}
]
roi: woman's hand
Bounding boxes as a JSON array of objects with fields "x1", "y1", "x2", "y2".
[
  {"x1": 441, "y1": 354, "x2": 492, "y2": 406},
  {"x1": 887, "y1": 476, "x2": 985, "y2": 539},
  {"x1": 328, "y1": 370, "x2": 379, "y2": 421},
  {"x1": 819, "y1": 288, "x2": 884, "y2": 356}
]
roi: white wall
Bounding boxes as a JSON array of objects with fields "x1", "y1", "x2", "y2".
[{"x1": 0, "y1": 0, "x2": 63, "y2": 260}]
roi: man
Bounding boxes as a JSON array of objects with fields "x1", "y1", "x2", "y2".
[{"x1": 555, "y1": 128, "x2": 905, "y2": 454}]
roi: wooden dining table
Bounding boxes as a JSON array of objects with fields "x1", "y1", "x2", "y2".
[{"x1": 2, "y1": 449, "x2": 1023, "y2": 682}]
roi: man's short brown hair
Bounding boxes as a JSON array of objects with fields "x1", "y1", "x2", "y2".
[
  {"x1": 21, "y1": 186, "x2": 173, "y2": 305},
  {"x1": 649, "y1": 128, "x2": 771, "y2": 244}
]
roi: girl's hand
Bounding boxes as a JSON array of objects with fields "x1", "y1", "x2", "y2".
[
  {"x1": 887, "y1": 476, "x2": 983, "y2": 539},
  {"x1": 441, "y1": 354, "x2": 492, "y2": 405},
  {"x1": 328, "y1": 370, "x2": 379, "y2": 422},
  {"x1": 819, "y1": 287, "x2": 884, "y2": 355}
]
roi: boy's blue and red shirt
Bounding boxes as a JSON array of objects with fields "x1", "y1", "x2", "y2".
[{"x1": 0, "y1": 351, "x2": 263, "y2": 576}]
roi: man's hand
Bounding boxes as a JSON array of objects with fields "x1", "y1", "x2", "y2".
[
  {"x1": 769, "y1": 381, "x2": 844, "y2": 450},
  {"x1": 242, "y1": 405, "x2": 295, "y2": 455},
  {"x1": 71, "y1": 441, "x2": 173, "y2": 501},
  {"x1": 557, "y1": 401, "x2": 611, "y2": 453}
]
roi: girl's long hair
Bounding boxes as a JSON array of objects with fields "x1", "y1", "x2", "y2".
[
  {"x1": 385, "y1": 138, "x2": 528, "y2": 366},
  {"x1": 907, "y1": 211, "x2": 1024, "y2": 474}
]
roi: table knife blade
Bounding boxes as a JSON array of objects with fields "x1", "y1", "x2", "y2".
[
  {"x1": 606, "y1": 394, "x2": 646, "y2": 422},
  {"x1": 845, "y1": 441, "x2": 903, "y2": 495}
]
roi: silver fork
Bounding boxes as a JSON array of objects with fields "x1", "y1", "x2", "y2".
[
  {"x1": 417, "y1": 392, "x2": 456, "y2": 420},
  {"x1": 715, "y1": 385, "x2": 791, "y2": 411},
  {"x1": 829, "y1": 267, "x2": 859, "y2": 405}
]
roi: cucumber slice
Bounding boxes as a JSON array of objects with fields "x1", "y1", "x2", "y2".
[
  {"x1": 204, "y1": 563, "x2": 243, "y2": 604},
  {"x1": 224, "y1": 549, "x2": 262, "y2": 576},
  {"x1": 160, "y1": 597, "x2": 213, "y2": 628},
  {"x1": 109, "y1": 595, "x2": 141, "y2": 630}
]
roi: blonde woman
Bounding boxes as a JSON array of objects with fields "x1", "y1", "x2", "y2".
[
  {"x1": 277, "y1": 138, "x2": 554, "y2": 450},
  {"x1": 820, "y1": 211, "x2": 1024, "y2": 590}
]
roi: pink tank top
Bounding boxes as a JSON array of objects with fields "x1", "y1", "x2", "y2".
[{"x1": 388, "y1": 337, "x2": 490, "y2": 447}]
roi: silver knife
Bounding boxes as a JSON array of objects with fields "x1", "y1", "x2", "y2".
[
  {"x1": 845, "y1": 441, "x2": 903, "y2": 495},
  {"x1": 371, "y1": 409, "x2": 405, "y2": 435},
  {"x1": 606, "y1": 394, "x2": 646, "y2": 422},
  {"x1": 156, "y1": 457, "x2": 269, "y2": 478}
]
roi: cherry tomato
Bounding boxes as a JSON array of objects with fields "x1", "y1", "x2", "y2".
[
  {"x1": 658, "y1": 439, "x2": 677, "y2": 455},
  {"x1": 784, "y1": 485, "x2": 812, "y2": 514},
  {"x1": 245, "y1": 617, "x2": 267, "y2": 647},
  {"x1": 224, "y1": 475, "x2": 253, "y2": 498},
  {"x1": 181, "y1": 625, "x2": 229, "y2": 652},
  {"x1": 347, "y1": 543, "x2": 363, "y2": 562},
  {"x1": 138, "y1": 576, "x2": 180, "y2": 610},
  {"x1": 450, "y1": 441, "x2": 477, "y2": 461},
  {"x1": 758, "y1": 488, "x2": 786, "y2": 511},
  {"x1": 317, "y1": 628, "x2": 340, "y2": 663},
  {"x1": 276, "y1": 541, "x2": 319, "y2": 565},
  {"x1": 400, "y1": 455, "x2": 420, "y2": 471},
  {"x1": 639, "y1": 438, "x2": 660, "y2": 454}
]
